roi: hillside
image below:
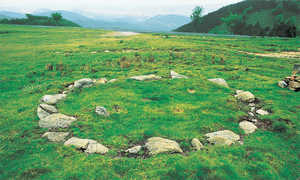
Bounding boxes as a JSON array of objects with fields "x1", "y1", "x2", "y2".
[
  {"x1": 0, "y1": 14, "x2": 80, "y2": 27},
  {"x1": 176, "y1": 0, "x2": 300, "y2": 35},
  {"x1": 0, "y1": 24, "x2": 299, "y2": 179}
]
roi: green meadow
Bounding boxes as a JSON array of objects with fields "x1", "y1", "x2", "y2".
[{"x1": 0, "y1": 24, "x2": 299, "y2": 179}]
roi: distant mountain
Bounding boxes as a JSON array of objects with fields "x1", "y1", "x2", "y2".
[
  {"x1": 0, "y1": 11, "x2": 25, "y2": 19},
  {"x1": 176, "y1": 0, "x2": 300, "y2": 35},
  {"x1": 0, "y1": 10, "x2": 189, "y2": 32}
]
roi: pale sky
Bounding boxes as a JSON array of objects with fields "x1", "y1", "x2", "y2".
[{"x1": 0, "y1": 0, "x2": 243, "y2": 16}]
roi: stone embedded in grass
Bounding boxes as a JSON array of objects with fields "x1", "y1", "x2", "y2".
[
  {"x1": 239, "y1": 121, "x2": 257, "y2": 134},
  {"x1": 125, "y1": 145, "x2": 142, "y2": 154},
  {"x1": 235, "y1": 90, "x2": 255, "y2": 103},
  {"x1": 256, "y1": 109, "x2": 269, "y2": 115},
  {"x1": 205, "y1": 130, "x2": 240, "y2": 146},
  {"x1": 64, "y1": 137, "x2": 109, "y2": 154},
  {"x1": 94, "y1": 78, "x2": 107, "y2": 85},
  {"x1": 191, "y1": 138, "x2": 203, "y2": 151},
  {"x1": 41, "y1": 94, "x2": 67, "y2": 105},
  {"x1": 39, "y1": 113, "x2": 76, "y2": 128},
  {"x1": 288, "y1": 81, "x2": 300, "y2": 91},
  {"x1": 208, "y1": 78, "x2": 229, "y2": 88},
  {"x1": 42, "y1": 132, "x2": 69, "y2": 142},
  {"x1": 108, "y1": 79, "x2": 117, "y2": 83},
  {"x1": 129, "y1": 74, "x2": 161, "y2": 81},
  {"x1": 95, "y1": 106, "x2": 110, "y2": 117},
  {"x1": 170, "y1": 70, "x2": 188, "y2": 79},
  {"x1": 278, "y1": 81, "x2": 288, "y2": 88},
  {"x1": 37, "y1": 104, "x2": 58, "y2": 119},
  {"x1": 145, "y1": 137, "x2": 183, "y2": 155},
  {"x1": 74, "y1": 78, "x2": 94, "y2": 88}
]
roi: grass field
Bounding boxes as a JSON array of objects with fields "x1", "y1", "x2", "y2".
[{"x1": 0, "y1": 24, "x2": 299, "y2": 179}]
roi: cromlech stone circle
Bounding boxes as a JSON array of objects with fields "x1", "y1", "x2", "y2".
[{"x1": 36, "y1": 70, "x2": 271, "y2": 157}]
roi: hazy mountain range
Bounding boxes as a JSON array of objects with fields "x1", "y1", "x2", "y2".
[{"x1": 0, "y1": 10, "x2": 190, "y2": 32}]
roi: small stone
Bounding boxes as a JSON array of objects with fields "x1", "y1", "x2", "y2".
[
  {"x1": 95, "y1": 106, "x2": 109, "y2": 117},
  {"x1": 288, "y1": 81, "x2": 300, "y2": 90},
  {"x1": 91, "y1": 51, "x2": 97, "y2": 54},
  {"x1": 125, "y1": 145, "x2": 142, "y2": 154},
  {"x1": 249, "y1": 103, "x2": 256, "y2": 107},
  {"x1": 39, "y1": 113, "x2": 76, "y2": 128},
  {"x1": 170, "y1": 70, "x2": 188, "y2": 79},
  {"x1": 104, "y1": 50, "x2": 110, "y2": 53},
  {"x1": 235, "y1": 90, "x2": 255, "y2": 103},
  {"x1": 191, "y1": 138, "x2": 203, "y2": 151},
  {"x1": 208, "y1": 78, "x2": 229, "y2": 88},
  {"x1": 145, "y1": 137, "x2": 183, "y2": 155},
  {"x1": 250, "y1": 119, "x2": 258, "y2": 123},
  {"x1": 278, "y1": 81, "x2": 288, "y2": 88},
  {"x1": 205, "y1": 130, "x2": 240, "y2": 146},
  {"x1": 129, "y1": 74, "x2": 161, "y2": 81},
  {"x1": 94, "y1": 78, "x2": 107, "y2": 85},
  {"x1": 42, "y1": 132, "x2": 69, "y2": 142},
  {"x1": 256, "y1": 109, "x2": 269, "y2": 116},
  {"x1": 108, "y1": 79, "x2": 117, "y2": 83},
  {"x1": 250, "y1": 107, "x2": 255, "y2": 112},
  {"x1": 248, "y1": 112, "x2": 255, "y2": 117},
  {"x1": 41, "y1": 94, "x2": 66, "y2": 105},
  {"x1": 239, "y1": 121, "x2": 257, "y2": 134},
  {"x1": 74, "y1": 78, "x2": 94, "y2": 88}
]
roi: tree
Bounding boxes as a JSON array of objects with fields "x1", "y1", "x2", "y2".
[
  {"x1": 51, "y1": 12, "x2": 62, "y2": 23},
  {"x1": 190, "y1": 6, "x2": 203, "y2": 23}
]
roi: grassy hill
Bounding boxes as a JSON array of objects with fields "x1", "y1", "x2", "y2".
[
  {"x1": 0, "y1": 24, "x2": 299, "y2": 179},
  {"x1": 176, "y1": 0, "x2": 300, "y2": 35}
]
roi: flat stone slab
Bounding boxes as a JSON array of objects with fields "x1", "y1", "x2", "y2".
[
  {"x1": 145, "y1": 137, "x2": 183, "y2": 155},
  {"x1": 208, "y1": 78, "x2": 229, "y2": 88},
  {"x1": 74, "y1": 78, "x2": 94, "y2": 88},
  {"x1": 171, "y1": 70, "x2": 188, "y2": 79},
  {"x1": 129, "y1": 74, "x2": 161, "y2": 81},
  {"x1": 205, "y1": 130, "x2": 240, "y2": 146},
  {"x1": 39, "y1": 113, "x2": 76, "y2": 128},
  {"x1": 41, "y1": 94, "x2": 66, "y2": 105},
  {"x1": 235, "y1": 90, "x2": 255, "y2": 103},
  {"x1": 239, "y1": 121, "x2": 257, "y2": 134},
  {"x1": 64, "y1": 137, "x2": 109, "y2": 154},
  {"x1": 42, "y1": 132, "x2": 69, "y2": 142}
]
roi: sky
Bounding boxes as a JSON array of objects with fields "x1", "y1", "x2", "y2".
[{"x1": 0, "y1": 0, "x2": 243, "y2": 17}]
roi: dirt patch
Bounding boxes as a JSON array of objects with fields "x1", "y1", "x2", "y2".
[{"x1": 241, "y1": 51, "x2": 300, "y2": 59}]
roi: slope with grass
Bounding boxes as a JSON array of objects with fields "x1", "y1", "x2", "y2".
[
  {"x1": 176, "y1": 0, "x2": 300, "y2": 35},
  {"x1": 0, "y1": 24, "x2": 299, "y2": 179}
]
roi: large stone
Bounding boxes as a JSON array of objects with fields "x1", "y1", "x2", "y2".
[
  {"x1": 256, "y1": 109, "x2": 269, "y2": 116},
  {"x1": 235, "y1": 90, "x2": 255, "y2": 103},
  {"x1": 129, "y1": 74, "x2": 161, "y2": 81},
  {"x1": 39, "y1": 113, "x2": 76, "y2": 128},
  {"x1": 170, "y1": 70, "x2": 188, "y2": 79},
  {"x1": 239, "y1": 121, "x2": 257, "y2": 134},
  {"x1": 145, "y1": 137, "x2": 183, "y2": 155},
  {"x1": 95, "y1": 106, "x2": 109, "y2": 117},
  {"x1": 205, "y1": 130, "x2": 240, "y2": 146},
  {"x1": 37, "y1": 107, "x2": 50, "y2": 120},
  {"x1": 42, "y1": 132, "x2": 69, "y2": 142},
  {"x1": 191, "y1": 138, "x2": 203, "y2": 151},
  {"x1": 64, "y1": 137, "x2": 109, "y2": 154},
  {"x1": 74, "y1": 78, "x2": 94, "y2": 88},
  {"x1": 125, "y1": 145, "x2": 142, "y2": 154},
  {"x1": 85, "y1": 142, "x2": 109, "y2": 154},
  {"x1": 208, "y1": 78, "x2": 229, "y2": 88},
  {"x1": 41, "y1": 94, "x2": 66, "y2": 105},
  {"x1": 288, "y1": 81, "x2": 300, "y2": 90},
  {"x1": 37, "y1": 104, "x2": 58, "y2": 119}
]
